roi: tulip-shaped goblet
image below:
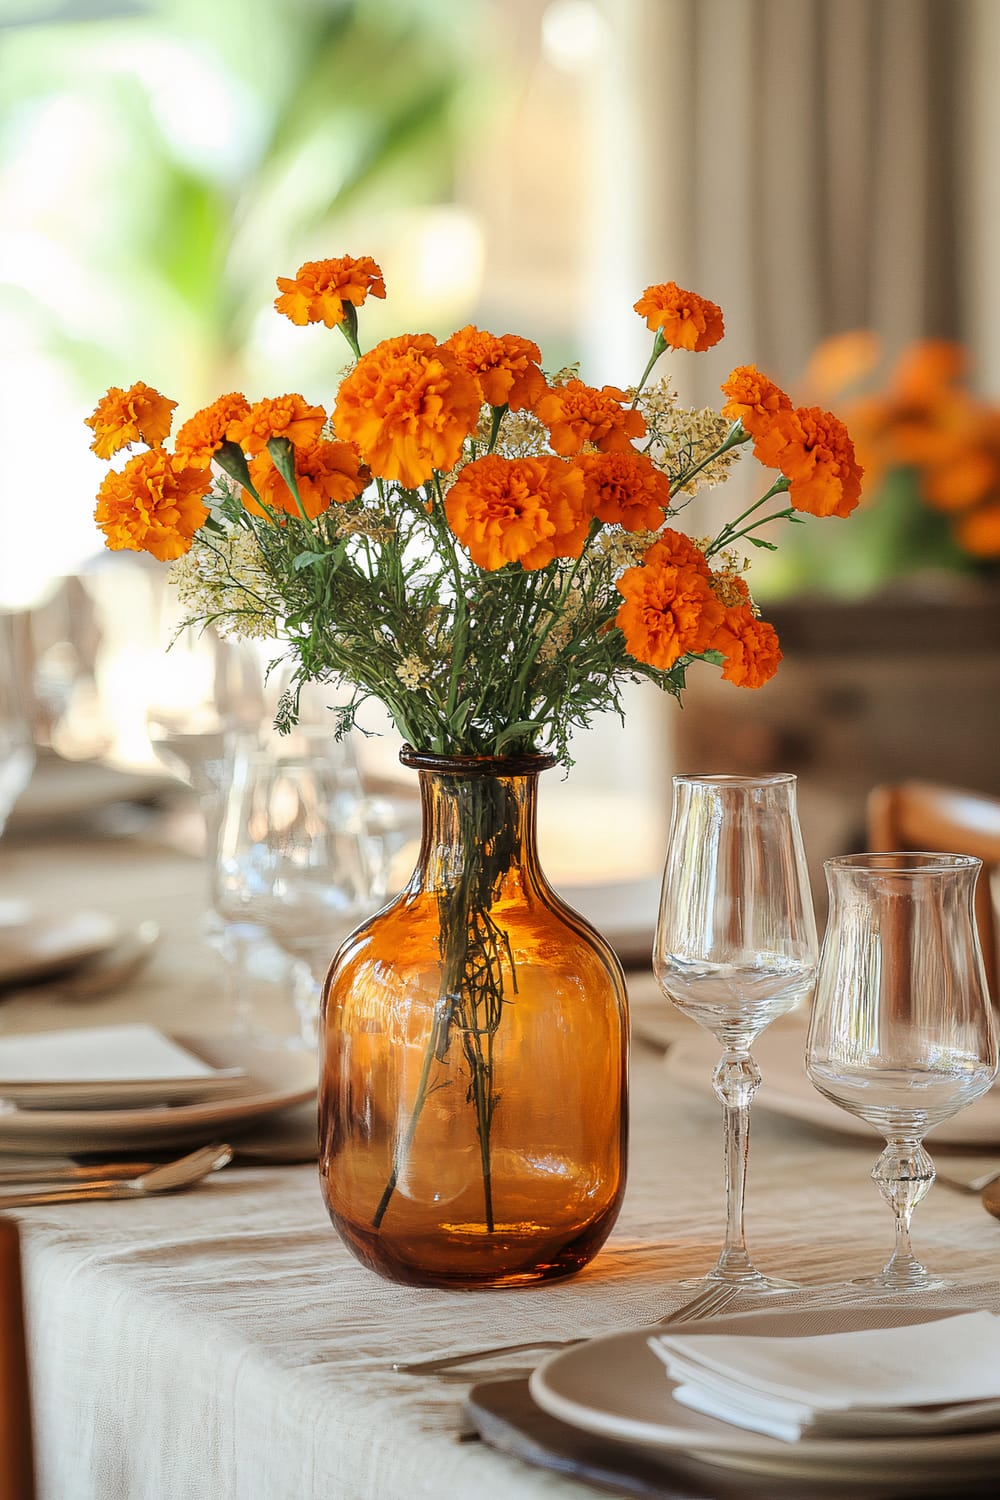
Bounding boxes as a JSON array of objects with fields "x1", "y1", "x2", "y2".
[
  {"x1": 654, "y1": 773, "x2": 818, "y2": 1292},
  {"x1": 806, "y1": 852, "x2": 998, "y2": 1291}
]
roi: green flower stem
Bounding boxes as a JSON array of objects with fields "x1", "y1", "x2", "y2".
[
  {"x1": 338, "y1": 304, "x2": 362, "y2": 361},
  {"x1": 632, "y1": 329, "x2": 667, "y2": 404},
  {"x1": 720, "y1": 506, "x2": 798, "y2": 548},
  {"x1": 487, "y1": 404, "x2": 507, "y2": 452},
  {"x1": 671, "y1": 421, "x2": 750, "y2": 493},
  {"x1": 707, "y1": 474, "x2": 792, "y2": 554},
  {"x1": 429, "y1": 477, "x2": 472, "y2": 737},
  {"x1": 371, "y1": 774, "x2": 517, "y2": 1233},
  {"x1": 507, "y1": 540, "x2": 593, "y2": 714}
]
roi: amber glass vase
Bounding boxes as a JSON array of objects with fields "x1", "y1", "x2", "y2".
[{"x1": 318, "y1": 748, "x2": 629, "y2": 1288}]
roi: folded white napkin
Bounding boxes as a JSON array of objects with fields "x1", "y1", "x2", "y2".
[
  {"x1": 0, "y1": 1024, "x2": 220, "y2": 1083},
  {"x1": 649, "y1": 1311, "x2": 1000, "y2": 1443},
  {"x1": 0, "y1": 1024, "x2": 246, "y2": 1108}
]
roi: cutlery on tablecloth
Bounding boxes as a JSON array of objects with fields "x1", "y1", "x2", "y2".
[
  {"x1": 0, "y1": 1142, "x2": 233, "y2": 1206},
  {"x1": 47, "y1": 920, "x2": 160, "y2": 1000},
  {"x1": 934, "y1": 1162, "x2": 1000, "y2": 1194},
  {"x1": 0, "y1": 1133, "x2": 316, "y2": 1185},
  {"x1": 391, "y1": 1280, "x2": 742, "y2": 1376}
]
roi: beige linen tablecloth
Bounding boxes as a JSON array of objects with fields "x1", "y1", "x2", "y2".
[{"x1": 2, "y1": 823, "x2": 1000, "y2": 1500}]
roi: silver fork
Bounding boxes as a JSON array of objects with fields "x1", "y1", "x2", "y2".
[
  {"x1": 391, "y1": 1278, "x2": 742, "y2": 1376},
  {"x1": 0, "y1": 1143, "x2": 233, "y2": 1206}
]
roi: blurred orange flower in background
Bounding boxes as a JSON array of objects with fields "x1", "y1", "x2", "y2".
[{"x1": 807, "y1": 332, "x2": 1000, "y2": 561}]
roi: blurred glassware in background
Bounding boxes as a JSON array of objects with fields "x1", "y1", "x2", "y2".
[
  {"x1": 0, "y1": 612, "x2": 35, "y2": 842},
  {"x1": 145, "y1": 603, "x2": 267, "y2": 939},
  {"x1": 216, "y1": 728, "x2": 378, "y2": 1048}
]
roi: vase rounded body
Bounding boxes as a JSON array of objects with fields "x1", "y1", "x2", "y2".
[{"x1": 318, "y1": 750, "x2": 629, "y2": 1288}]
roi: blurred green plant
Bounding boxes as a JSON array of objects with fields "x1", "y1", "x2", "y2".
[{"x1": 0, "y1": 0, "x2": 489, "y2": 399}]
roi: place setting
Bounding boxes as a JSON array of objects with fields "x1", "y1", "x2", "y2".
[
  {"x1": 0, "y1": 1021, "x2": 316, "y2": 1159},
  {"x1": 417, "y1": 775, "x2": 1000, "y2": 1496}
]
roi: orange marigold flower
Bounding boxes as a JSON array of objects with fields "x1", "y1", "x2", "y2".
[
  {"x1": 534, "y1": 379, "x2": 646, "y2": 457},
  {"x1": 801, "y1": 331, "x2": 881, "y2": 404},
  {"x1": 615, "y1": 548, "x2": 724, "y2": 671},
  {"x1": 244, "y1": 439, "x2": 366, "y2": 521},
  {"x1": 274, "y1": 255, "x2": 386, "y2": 329},
  {"x1": 94, "y1": 449, "x2": 210, "y2": 562},
  {"x1": 445, "y1": 454, "x2": 588, "y2": 571},
  {"x1": 85, "y1": 381, "x2": 176, "y2": 460},
  {"x1": 173, "y1": 392, "x2": 252, "y2": 468},
  {"x1": 923, "y1": 448, "x2": 997, "y2": 513},
  {"x1": 334, "y1": 334, "x2": 482, "y2": 489},
  {"x1": 633, "y1": 282, "x2": 724, "y2": 352},
  {"x1": 229, "y1": 394, "x2": 327, "y2": 457},
  {"x1": 955, "y1": 501, "x2": 1000, "y2": 558},
  {"x1": 710, "y1": 601, "x2": 783, "y2": 689},
  {"x1": 574, "y1": 451, "x2": 671, "y2": 532},
  {"x1": 643, "y1": 527, "x2": 712, "y2": 576},
  {"x1": 442, "y1": 325, "x2": 547, "y2": 411},
  {"x1": 892, "y1": 340, "x2": 966, "y2": 403},
  {"x1": 720, "y1": 365, "x2": 792, "y2": 438},
  {"x1": 752, "y1": 405, "x2": 863, "y2": 519}
]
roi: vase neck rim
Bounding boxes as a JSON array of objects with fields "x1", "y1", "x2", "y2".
[{"x1": 400, "y1": 744, "x2": 557, "y2": 778}]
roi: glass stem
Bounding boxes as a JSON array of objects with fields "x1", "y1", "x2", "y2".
[
  {"x1": 872, "y1": 1139, "x2": 934, "y2": 1284},
  {"x1": 712, "y1": 1049, "x2": 761, "y2": 1281}
]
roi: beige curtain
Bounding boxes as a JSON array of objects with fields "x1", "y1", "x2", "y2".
[{"x1": 614, "y1": 0, "x2": 969, "y2": 402}]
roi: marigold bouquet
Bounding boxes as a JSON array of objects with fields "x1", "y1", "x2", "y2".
[{"x1": 86, "y1": 255, "x2": 861, "y2": 762}]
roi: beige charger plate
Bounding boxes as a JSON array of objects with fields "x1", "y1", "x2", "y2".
[{"x1": 530, "y1": 1303, "x2": 1000, "y2": 1489}]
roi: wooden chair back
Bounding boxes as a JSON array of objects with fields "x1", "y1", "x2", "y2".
[
  {"x1": 0, "y1": 1216, "x2": 35, "y2": 1500},
  {"x1": 866, "y1": 780, "x2": 1000, "y2": 1002}
]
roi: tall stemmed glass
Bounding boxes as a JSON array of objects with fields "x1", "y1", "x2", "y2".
[
  {"x1": 806, "y1": 852, "x2": 998, "y2": 1292},
  {"x1": 654, "y1": 773, "x2": 818, "y2": 1292}
]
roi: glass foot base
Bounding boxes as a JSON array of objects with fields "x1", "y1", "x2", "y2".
[
  {"x1": 846, "y1": 1269, "x2": 954, "y2": 1296},
  {"x1": 677, "y1": 1270, "x2": 801, "y2": 1298}
]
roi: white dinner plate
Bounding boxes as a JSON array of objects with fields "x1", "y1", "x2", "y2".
[
  {"x1": 0, "y1": 1034, "x2": 316, "y2": 1153},
  {"x1": 530, "y1": 1304, "x2": 1000, "y2": 1489},
  {"x1": 664, "y1": 1020, "x2": 1000, "y2": 1148}
]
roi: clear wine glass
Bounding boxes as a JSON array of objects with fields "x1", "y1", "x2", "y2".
[
  {"x1": 654, "y1": 773, "x2": 819, "y2": 1293},
  {"x1": 806, "y1": 852, "x2": 999, "y2": 1292},
  {"x1": 216, "y1": 731, "x2": 377, "y2": 1046}
]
